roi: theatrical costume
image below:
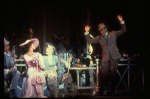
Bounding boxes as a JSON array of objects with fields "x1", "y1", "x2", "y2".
[
  {"x1": 85, "y1": 21, "x2": 126, "y2": 95},
  {"x1": 4, "y1": 38, "x2": 21, "y2": 98},
  {"x1": 20, "y1": 38, "x2": 46, "y2": 98},
  {"x1": 43, "y1": 43, "x2": 72, "y2": 98},
  {"x1": 57, "y1": 42, "x2": 67, "y2": 85},
  {"x1": 43, "y1": 54, "x2": 59, "y2": 97}
]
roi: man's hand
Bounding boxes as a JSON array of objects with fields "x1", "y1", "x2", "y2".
[
  {"x1": 85, "y1": 25, "x2": 91, "y2": 33},
  {"x1": 67, "y1": 57, "x2": 72, "y2": 63},
  {"x1": 89, "y1": 44, "x2": 93, "y2": 55},
  {"x1": 117, "y1": 15, "x2": 123, "y2": 22}
]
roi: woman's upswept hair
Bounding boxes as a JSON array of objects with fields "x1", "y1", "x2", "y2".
[{"x1": 45, "y1": 42, "x2": 57, "y2": 55}]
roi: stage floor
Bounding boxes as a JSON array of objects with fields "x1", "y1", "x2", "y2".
[
  {"x1": 5, "y1": 77, "x2": 144, "y2": 98},
  {"x1": 59, "y1": 90, "x2": 142, "y2": 98}
]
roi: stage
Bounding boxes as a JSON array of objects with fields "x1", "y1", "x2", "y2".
[{"x1": 7, "y1": 77, "x2": 144, "y2": 98}]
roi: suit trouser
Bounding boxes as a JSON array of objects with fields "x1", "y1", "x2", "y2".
[{"x1": 100, "y1": 54, "x2": 118, "y2": 94}]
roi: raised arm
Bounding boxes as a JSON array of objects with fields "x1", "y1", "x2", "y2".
[
  {"x1": 114, "y1": 15, "x2": 126, "y2": 37},
  {"x1": 58, "y1": 55, "x2": 72, "y2": 68},
  {"x1": 84, "y1": 25, "x2": 99, "y2": 44}
]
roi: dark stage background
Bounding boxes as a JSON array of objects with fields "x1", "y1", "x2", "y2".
[
  {"x1": 4, "y1": 1, "x2": 146, "y2": 56},
  {"x1": 3, "y1": 1, "x2": 147, "y2": 97}
]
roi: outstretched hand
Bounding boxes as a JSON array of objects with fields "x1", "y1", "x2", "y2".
[
  {"x1": 67, "y1": 57, "x2": 72, "y2": 63},
  {"x1": 85, "y1": 25, "x2": 91, "y2": 33},
  {"x1": 117, "y1": 15, "x2": 123, "y2": 22}
]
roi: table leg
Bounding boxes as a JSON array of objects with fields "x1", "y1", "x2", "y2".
[
  {"x1": 77, "y1": 70, "x2": 79, "y2": 88},
  {"x1": 96, "y1": 59, "x2": 100, "y2": 93}
]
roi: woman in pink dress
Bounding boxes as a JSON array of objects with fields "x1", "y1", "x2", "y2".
[{"x1": 19, "y1": 38, "x2": 46, "y2": 98}]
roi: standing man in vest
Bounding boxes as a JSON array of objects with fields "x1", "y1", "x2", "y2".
[{"x1": 84, "y1": 15, "x2": 126, "y2": 96}]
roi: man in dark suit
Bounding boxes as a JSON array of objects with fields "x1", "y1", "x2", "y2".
[{"x1": 84, "y1": 15, "x2": 126, "y2": 95}]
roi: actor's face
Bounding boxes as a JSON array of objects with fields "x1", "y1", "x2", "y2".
[
  {"x1": 4, "y1": 44, "x2": 10, "y2": 52},
  {"x1": 99, "y1": 27, "x2": 107, "y2": 36},
  {"x1": 30, "y1": 43, "x2": 36, "y2": 50},
  {"x1": 45, "y1": 47, "x2": 53, "y2": 55}
]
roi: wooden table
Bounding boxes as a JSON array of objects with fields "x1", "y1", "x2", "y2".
[{"x1": 69, "y1": 67, "x2": 96, "y2": 90}]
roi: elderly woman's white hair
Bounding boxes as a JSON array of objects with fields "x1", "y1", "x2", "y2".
[{"x1": 45, "y1": 42, "x2": 57, "y2": 54}]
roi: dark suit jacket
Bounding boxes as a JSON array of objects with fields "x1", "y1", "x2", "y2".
[{"x1": 85, "y1": 24, "x2": 126, "y2": 63}]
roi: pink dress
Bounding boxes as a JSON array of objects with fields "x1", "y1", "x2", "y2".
[{"x1": 21, "y1": 52, "x2": 46, "y2": 98}]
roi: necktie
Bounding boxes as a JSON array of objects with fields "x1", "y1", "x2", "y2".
[{"x1": 104, "y1": 35, "x2": 108, "y2": 44}]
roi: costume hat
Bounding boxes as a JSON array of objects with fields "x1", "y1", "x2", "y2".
[
  {"x1": 4, "y1": 38, "x2": 10, "y2": 46},
  {"x1": 19, "y1": 38, "x2": 39, "y2": 49}
]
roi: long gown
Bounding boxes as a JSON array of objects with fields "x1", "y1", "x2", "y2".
[
  {"x1": 21, "y1": 52, "x2": 46, "y2": 98},
  {"x1": 43, "y1": 55, "x2": 59, "y2": 97},
  {"x1": 43, "y1": 54, "x2": 72, "y2": 97}
]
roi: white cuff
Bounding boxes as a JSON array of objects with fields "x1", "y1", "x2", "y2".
[
  {"x1": 120, "y1": 21, "x2": 125, "y2": 24},
  {"x1": 65, "y1": 62, "x2": 70, "y2": 68},
  {"x1": 84, "y1": 31, "x2": 89, "y2": 35}
]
